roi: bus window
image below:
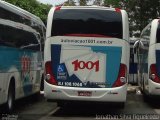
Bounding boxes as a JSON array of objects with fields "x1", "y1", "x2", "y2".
[
  {"x1": 156, "y1": 23, "x2": 160, "y2": 43},
  {"x1": 52, "y1": 9, "x2": 122, "y2": 39}
]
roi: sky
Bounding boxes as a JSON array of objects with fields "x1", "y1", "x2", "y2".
[{"x1": 37, "y1": 0, "x2": 67, "y2": 6}]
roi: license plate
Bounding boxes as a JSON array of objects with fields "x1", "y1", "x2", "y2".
[{"x1": 78, "y1": 91, "x2": 92, "y2": 96}]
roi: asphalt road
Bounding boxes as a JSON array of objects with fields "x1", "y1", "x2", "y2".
[{"x1": 1, "y1": 86, "x2": 160, "y2": 120}]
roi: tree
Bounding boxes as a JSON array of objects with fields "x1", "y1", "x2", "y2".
[
  {"x1": 93, "y1": 0, "x2": 103, "y2": 6},
  {"x1": 104, "y1": 0, "x2": 120, "y2": 7},
  {"x1": 64, "y1": 0, "x2": 89, "y2": 6},
  {"x1": 4, "y1": 0, "x2": 52, "y2": 24},
  {"x1": 64, "y1": 0, "x2": 76, "y2": 6},
  {"x1": 79, "y1": 0, "x2": 88, "y2": 6},
  {"x1": 104, "y1": 0, "x2": 160, "y2": 37}
]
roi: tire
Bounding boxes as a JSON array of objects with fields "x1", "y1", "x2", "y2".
[
  {"x1": 40, "y1": 75, "x2": 44, "y2": 91},
  {"x1": 57, "y1": 101, "x2": 66, "y2": 107},
  {"x1": 143, "y1": 92, "x2": 150, "y2": 102},
  {"x1": 32, "y1": 92, "x2": 41, "y2": 101},
  {"x1": 142, "y1": 77, "x2": 145, "y2": 92},
  {"x1": 6, "y1": 81, "x2": 15, "y2": 113},
  {"x1": 118, "y1": 102, "x2": 125, "y2": 109}
]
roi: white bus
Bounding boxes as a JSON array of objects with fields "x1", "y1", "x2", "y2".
[
  {"x1": 0, "y1": 1, "x2": 45, "y2": 112},
  {"x1": 44, "y1": 6, "x2": 129, "y2": 107},
  {"x1": 136, "y1": 19, "x2": 160, "y2": 98}
]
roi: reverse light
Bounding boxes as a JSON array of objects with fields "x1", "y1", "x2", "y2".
[
  {"x1": 120, "y1": 77, "x2": 127, "y2": 83},
  {"x1": 151, "y1": 74, "x2": 156, "y2": 80},
  {"x1": 46, "y1": 74, "x2": 51, "y2": 81},
  {"x1": 112, "y1": 64, "x2": 127, "y2": 87}
]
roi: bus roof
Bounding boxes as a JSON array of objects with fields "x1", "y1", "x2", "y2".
[
  {"x1": 0, "y1": 0, "x2": 45, "y2": 26},
  {"x1": 53, "y1": 6, "x2": 122, "y2": 12},
  {"x1": 141, "y1": 19, "x2": 159, "y2": 36}
]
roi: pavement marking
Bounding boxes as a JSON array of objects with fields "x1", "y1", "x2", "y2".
[
  {"x1": 154, "y1": 109, "x2": 160, "y2": 115},
  {"x1": 40, "y1": 91, "x2": 44, "y2": 94},
  {"x1": 39, "y1": 107, "x2": 60, "y2": 120}
]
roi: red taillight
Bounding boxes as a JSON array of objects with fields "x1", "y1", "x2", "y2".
[
  {"x1": 115, "y1": 8, "x2": 121, "y2": 13},
  {"x1": 45, "y1": 61, "x2": 57, "y2": 85},
  {"x1": 150, "y1": 64, "x2": 160, "y2": 83},
  {"x1": 55, "y1": 6, "x2": 61, "y2": 11},
  {"x1": 112, "y1": 64, "x2": 127, "y2": 87}
]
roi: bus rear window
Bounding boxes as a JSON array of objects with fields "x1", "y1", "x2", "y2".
[
  {"x1": 51, "y1": 9, "x2": 122, "y2": 39},
  {"x1": 157, "y1": 23, "x2": 160, "y2": 43}
]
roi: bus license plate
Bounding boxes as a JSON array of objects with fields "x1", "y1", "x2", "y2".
[{"x1": 78, "y1": 91, "x2": 92, "y2": 96}]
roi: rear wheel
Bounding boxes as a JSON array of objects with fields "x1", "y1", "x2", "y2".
[
  {"x1": 6, "y1": 81, "x2": 15, "y2": 113},
  {"x1": 118, "y1": 102, "x2": 125, "y2": 108},
  {"x1": 57, "y1": 101, "x2": 67, "y2": 107},
  {"x1": 143, "y1": 92, "x2": 151, "y2": 102},
  {"x1": 141, "y1": 76, "x2": 145, "y2": 92},
  {"x1": 40, "y1": 74, "x2": 44, "y2": 91}
]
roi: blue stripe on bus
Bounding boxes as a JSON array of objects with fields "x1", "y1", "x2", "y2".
[{"x1": 91, "y1": 46, "x2": 122, "y2": 87}]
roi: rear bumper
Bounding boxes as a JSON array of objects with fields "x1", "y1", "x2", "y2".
[
  {"x1": 149, "y1": 79, "x2": 160, "y2": 95},
  {"x1": 44, "y1": 80, "x2": 127, "y2": 102}
]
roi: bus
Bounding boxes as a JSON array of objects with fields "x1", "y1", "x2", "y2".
[
  {"x1": 0, "y1": 1, "x2": 45, "y2": 112},
  {"x1": 44, "y1": 6, "x2": 129, "y2": 107},
  {"x1": 136, "y1": 19, "x2": 160, "y2": 98}
]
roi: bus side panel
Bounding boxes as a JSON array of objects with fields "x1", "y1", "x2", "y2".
[{"x1": 0, "y1": 46, "x2": 41, "y2": 99}]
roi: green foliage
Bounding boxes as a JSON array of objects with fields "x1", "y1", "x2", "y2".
[
  {"x1": 104, "y1": 0, "x2": 120, "y2": 7},
  {"x1": 64, "y1": 0, "x2": 90, "y2": 6},
  {"x1": 64, "y1": 0, "x2": 76, "y2": 6},
  {"x1": 79, "y1": 0, "x2": 88, "y2": 6},
  {"x1": 4, "y1": 0, "x2": 52, "y2": 24}
]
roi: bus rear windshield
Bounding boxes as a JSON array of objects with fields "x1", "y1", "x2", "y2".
[
  {"x1": 51, "y1": 9, "x2": 123, "y2": 39},
  {"x1": 157, "y1": 23, "x2": 160, "y2": 43}
]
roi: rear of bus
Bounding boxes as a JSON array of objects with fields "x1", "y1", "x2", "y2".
[
  {"x1": 44, "y1": 6, "x2": 129, "y2": 104},
  {"x1": 148, "y1": 19, "x2": 160, "y2": 95}
]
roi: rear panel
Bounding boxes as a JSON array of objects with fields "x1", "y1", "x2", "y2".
[{"x1": 45, "y1": 7, "x2": 128, "y2": 89}]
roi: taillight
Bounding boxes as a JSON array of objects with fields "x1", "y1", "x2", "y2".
[
  {"x1": 115, "y1": 8, "x2": 121, "y2": 13},
  {"x1": 55, "y1": 6, "x2": 61, "y2": 11},
  {"x1": 112, "y1": 64, "x2": 127, "y2": 87},
  {"x1": 150, "y1": 64, "x2": 160, "y2": 83},
  {"x1": 45, "y1": 61, "x2": 57, "y2": 85}
]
